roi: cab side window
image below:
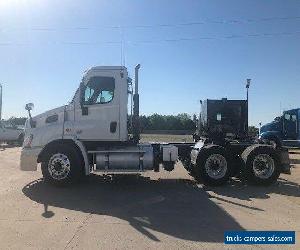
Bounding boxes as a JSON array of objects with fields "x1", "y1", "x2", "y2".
[
  {"x1": 83, "y1": 77, "x2": 115, "y2": 105},
  {"x1": 284, "y1": 114, "x2": 291, "y2": 120}
]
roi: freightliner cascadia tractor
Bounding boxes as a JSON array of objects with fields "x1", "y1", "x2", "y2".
[{"x1": 20, "y1": 65, "x2": 291, "y2": 186}]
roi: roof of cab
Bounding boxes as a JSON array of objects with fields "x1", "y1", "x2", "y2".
[{"x1": 88, "y1": 66, "x2": 127, "y2": 71}]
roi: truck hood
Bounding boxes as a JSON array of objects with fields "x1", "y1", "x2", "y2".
[
  {"x1": 260, "y1": 123, "x2": 271, "y2": 130},
  {"x1": 27, "y1": 105, "x2": 66, "y2": 129},
  {"x1": 260, "y1": 121, "x2": 276, "y2": 133},
  {"x1": 32, "y1": 105, "x2": 65, "y2": 120}
]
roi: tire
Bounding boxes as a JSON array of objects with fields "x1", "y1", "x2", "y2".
[
  {"x1": 241, "y1": 145, "x2": 280, "y2": 185},
  {"x1": 194, "y1": 145, "x2": 230, "y2": 186},
  {"x1": 41, "y1": 144, "x2": 84, "y2": 186}
]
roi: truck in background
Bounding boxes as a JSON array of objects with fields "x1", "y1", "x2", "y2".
[
  {"x1": 260, "y1": 108, "x2": 300, "y2": 148},
  {"x1": 0, "y1": 84, "x2": 24, "y2": 146},
  {"x1": 0, "y1": 121, "x2": 24, "y2": 146}
]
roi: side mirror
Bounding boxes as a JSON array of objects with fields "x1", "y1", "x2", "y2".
[
  {"x1": 25, "y1": 103, "x2": 35, "y2": 128},
  {"x1": 25, "y1": 103, "x2": 34, "y2": 111}
]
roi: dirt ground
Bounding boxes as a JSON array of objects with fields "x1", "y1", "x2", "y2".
[{"x1": 0, "y1": 146, "x2": 299, "y2": 250}]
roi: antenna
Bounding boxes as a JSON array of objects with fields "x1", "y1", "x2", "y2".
[
  {"x1": 120, "y1": 41, "x2": 124, "y2": 66},
  {"x1": 0, "y1": 84, "x2": 2, "y2": 121},
  {"x1": 119, "y1": 26, "x2": 126, "y2": 66},
  {"x1": 123, "y1": 43, "x2": 126, "y2": 66}
]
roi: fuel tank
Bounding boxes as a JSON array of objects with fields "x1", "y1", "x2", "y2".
[{"x1": 95, "y1": 144, "x2": 154, "y2": 171}]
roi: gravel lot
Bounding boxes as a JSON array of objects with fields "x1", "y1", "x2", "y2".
[{"x1": 0, "y1": 147, "x2": 299, "y2": 249}]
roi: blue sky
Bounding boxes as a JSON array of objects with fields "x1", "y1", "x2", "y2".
[{"x1": 0, "y1": 0, "x2": 299, "y2": 126}]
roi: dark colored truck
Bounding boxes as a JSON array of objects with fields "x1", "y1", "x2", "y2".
[
  {"x1": 260, "y1": 108, "x2": 300, "y2": 148},
  {"x1": 186, "y1": 98, "x2": 291, "y2": 185},
  {"x1": 197, "y1": 98, "x2": 248, "y2": 140}
]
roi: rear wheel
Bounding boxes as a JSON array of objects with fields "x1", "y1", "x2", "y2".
[
  {"x1": 194, "y1": 145, "x2": 230, "y2": 186},
  {"x1": 241, "y1": 145, "x2": 280, "y2": 185},
  {"x1": 41, "y1": 145, "x2": 84, "y2": 186}
]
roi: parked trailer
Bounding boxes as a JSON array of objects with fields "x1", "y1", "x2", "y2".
[
  {"x1": 0, "y1": 122, "x2": 24, "y2": 146},
  {"x1": 20, "y1": 65, "x2": 291, "y2": 186}
]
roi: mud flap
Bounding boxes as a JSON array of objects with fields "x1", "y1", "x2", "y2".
[{"x1": 278, "y1": 148, "x2": 291, "y2": 174}]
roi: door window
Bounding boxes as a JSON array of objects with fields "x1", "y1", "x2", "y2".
[{"x1": 83, "y1": 77, "x2": 115, "y2": 105}]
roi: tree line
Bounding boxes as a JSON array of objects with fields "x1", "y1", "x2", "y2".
[
  {"x1": 3, "y1": 115, "x2": 259, "y2": 136},
  {"x1": 1, "y1": 117, "x2": 27, "y2": 126},
  {"x1": 129, "y1": 113, "x2": 197, "y2": 132},
  {"x1": 3, "y1": 114, "x2": 197, "y2": 131}
]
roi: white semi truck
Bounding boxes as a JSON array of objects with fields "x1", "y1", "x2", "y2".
[
  {"x1": 0, "y1": 122, "x2": 24, "y2": 146},
  {"x1": 20, "y1": 65, "x2": 291, "y2": 186}
]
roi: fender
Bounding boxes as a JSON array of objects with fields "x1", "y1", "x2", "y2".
[
  {"x1": 37, "y1": 138, "x2": 90, "y2": 175},
  {"x1": 73, "y1": 140, "x2": 90, "y2": 175},
  {"x1": 190, "y1": 140, "x2": 205, "y2": 165}
]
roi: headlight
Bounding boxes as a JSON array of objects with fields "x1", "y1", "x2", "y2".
[{"x1": 23, "y1": 134, "x2": 33, "y2": 148}]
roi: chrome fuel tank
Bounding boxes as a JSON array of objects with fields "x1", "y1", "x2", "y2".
[{"x1": 95, "y1": 144, "x2": 154, "y2": 171}]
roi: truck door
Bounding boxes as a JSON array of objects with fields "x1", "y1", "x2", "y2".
[
  {"x1": 74, "y1": 72, "x2": 120, "y2": 141},
  {"x1": 283, "y1": 111, "x2": 298, "y2": 140}
]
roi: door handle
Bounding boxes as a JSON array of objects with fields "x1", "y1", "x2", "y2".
[
  {"x1": 110, "y1": 122, "x2": 117, "y2": 133},
  {"x1": 82, "y1": 106, "x2": 88, "y2": 116}
]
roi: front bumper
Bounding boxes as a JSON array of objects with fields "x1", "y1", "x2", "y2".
[{"x1": 20, "y1": 147, "x2": 42, "y2": 171}]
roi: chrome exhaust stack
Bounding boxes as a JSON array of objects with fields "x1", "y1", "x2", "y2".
[{"x1": 133, "y1": 64, "x2": 141, "y2": 144}]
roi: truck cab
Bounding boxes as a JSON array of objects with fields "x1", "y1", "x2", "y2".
[
  {"x1": 260, "y1": 108, "x2": 300, "y2": 147},
  {"x1": 25, "y1": 66, "x2": 129, "y2": 149},
  {"x1": 20, "y1": 65, "x2": 178, "y2": 184},
  {"x1": 194, "y1": 98, "x2": 248, "y2": 142},
  {"x1": 69, "y1": 66, "x2": 129, "y2": 141}
]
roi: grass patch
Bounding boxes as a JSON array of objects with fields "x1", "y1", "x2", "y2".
[{"x1": 140, "y1": 134, "x2": 193, "y2": 143}]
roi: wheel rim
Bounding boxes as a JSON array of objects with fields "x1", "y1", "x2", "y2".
[
  {"x1": 252, "y1": 154, "x2": 275, "y2": 179},
  {"x1": 205, "y1": 154, "x2": 227, "y2": 179},
  {"x1": 48, "y1": 153, "x2": 71, "y2": 180}
]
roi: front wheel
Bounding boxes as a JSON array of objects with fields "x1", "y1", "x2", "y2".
[{"x1": 41, "y1": 145, "x2": 84, "y2": 186}]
